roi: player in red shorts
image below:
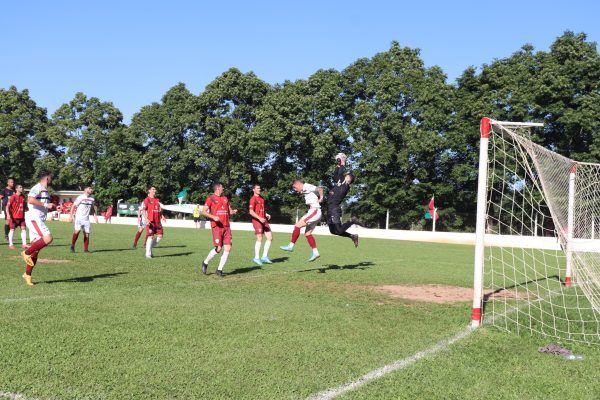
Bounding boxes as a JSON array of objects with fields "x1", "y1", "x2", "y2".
[
  {"x1": 201, "y1": 183, "x2": 237, "y2": 277},
  {"x1": 141, "y1": 186, "x2": 166, "y2": 259},
  {"x1": 249, "y1": 184, "x2": 273, "y2": 266},
  {"x1": 6, "y1": 184, "x2": 28, "y2": 250}
]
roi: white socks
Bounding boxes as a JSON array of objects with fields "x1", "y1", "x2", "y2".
[
  {"x1": 313, "y1": 248, "x2": 320, "y2": 256},
  {"x1": 21, "y1": 230, "x2": 27, "y2": 245},
  {"x1": 8, "y1": 230, "x2": 14, "y2": 246},
  {"x1": 254, "y1": 241, "x2": 261, "y2": 259},
  {"x1": 204, "y1": 248, "x2": 218, "y2": 264},
  {"x1": 145, "y1": 236, "x2": 154, "y2": 257},
  {"x1": 263, "y1": 240, "x2": 271, "y2": 258},
  {"x1": 217, "y1": 251, "x2": 230, "y2": 271},
  {"x1": 155, "y1": 236, "x2": 162, "y2": 245}
]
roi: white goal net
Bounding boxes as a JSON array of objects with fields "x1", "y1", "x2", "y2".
[{"x1": 472, "y1": 118, "x2": 600, "y2": 344}]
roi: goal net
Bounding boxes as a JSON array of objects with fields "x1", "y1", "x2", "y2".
[{"x1": 471, "y1": 117, "x2": 600, "y2": 344}]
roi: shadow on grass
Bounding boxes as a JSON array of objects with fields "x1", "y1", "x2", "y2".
[
  {"x1": 227, "y1": 265, "x2": 263, "y2": 275},
  {"x1": 297, "y1": 261, "x2": 374, "y2": 273},
  {"x1": 269, "y1": 257, "x2": 289, "y2": 263},
  {"x1": 154, "y1": 251, "x2": 194, "y2": 258},
  {"x1": 41, "y1": 272, "x2": 129, "y2": 284},
  {"x1": 93, "y1": 245, "x2": 187, "y2": 253},
  {"x1": 482, "y1": 274, "x2": 561, "y2": 313}
]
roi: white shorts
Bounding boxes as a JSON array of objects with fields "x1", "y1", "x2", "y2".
[
  {"x1": 301, "y1": 208, "x2": 322, "y2": 231},
  {"x1": 26, "y1": 216, "x2": 51, "y2": 242},
  {"x1": 74, "y1": 219, "x2": 91, "y2": 234}
]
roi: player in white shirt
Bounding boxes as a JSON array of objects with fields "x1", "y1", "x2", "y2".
[
  {"x1": 21, "y1": 171, "x2": 56, "y2": 286},
  {"x1": 280, "y1": 179, "x2": 324, "y2": 261},
  {"x1": 69, "y1": 186, "x2": 99, "y2": 253}
]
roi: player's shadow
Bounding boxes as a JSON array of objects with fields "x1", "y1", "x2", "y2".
[
  {"x1": 298, "y1": 261, "x2": 374, "y2": 273},
  {"x1": 93, "y1": 245, "x2": 187, "y2": 253},
  {"x1": 41, "y1": 272, "x2": 129, "y2": 284},
  {"x1": 227, "y1": 265, "x2": 262, "y2": 275},
  {"x1": 154, "y1": 251, "x2": 194, "y2": 258},
  {"x1": 269, "y1": 257, "x2": 289, "y2": 263}
]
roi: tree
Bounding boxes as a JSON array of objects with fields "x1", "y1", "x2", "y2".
[{"x1": 0, "y1": 86, "x2": 48, "y2": 186}]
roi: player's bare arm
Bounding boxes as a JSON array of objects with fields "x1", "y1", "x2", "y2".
[
  {"x1": 249, "y1": 208, "x2": 266, "y2": 223},
  {"x1": 93, "y1": 204, "x2": 99, "y2": 224},
  {"x1": 317, "y1": 187, "x2": 324, "y2": 203},
  {"x1": 201, "y1": 205, "x2": 220, "y2": 222},
  {"x1": 28, "y1": 196, "x2": 55, "y2": 210}
]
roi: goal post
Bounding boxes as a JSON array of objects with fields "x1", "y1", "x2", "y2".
[{"x1": 470, "y1": 117, "x2": 600, "y2": 344}]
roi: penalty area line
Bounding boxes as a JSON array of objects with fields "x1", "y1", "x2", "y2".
[{"x1": 306, "y1": 327, "x2": 473, "y2": 400}]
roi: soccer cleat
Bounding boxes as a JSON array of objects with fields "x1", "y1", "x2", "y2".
[
  {"x1": 252, "y1": 257, "x2": 263, "y2": 266},
  {"x1": 70, "y1": 247, "x2": 75, "y2": 253},
  {"x1": 8, "y1": 245, "x2": 16, "y2": 250},
  {"x1": 84, "y1": 250, "x2": 90, "y2": 253},
  {"x1": 22, "y1": 273, "x2": 33, "y2": 287},
  {"x1": 351, "y1": 234, "x2": 359, "y2": 248},
  {"x1": 21, "y1": 251, "x2": 35, "y2": 267},
  {"x1": 145, "y1": 254, "x2": 153, "y2": 259},
  {"x1": 260, "y1": 256, "x2": 273, "y2": 264},
  {"x1": 215, "y1": 269, "x2": 224, "y2": 277},
  {"x1": 280, "y1": 244, "x2": 294, "y2": 252},
  {"x1": 132, "y1": 245, "x2": 137, "y2": 249},
  {"x1": 201, "y1": 262, "x2": 208, "y2": 275},
  {"x1": 307, "y1": 253, "x2": 320, "y2": 262}
]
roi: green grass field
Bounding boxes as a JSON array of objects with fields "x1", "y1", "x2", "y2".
[{"x1": 1, "y1": 222, "x2": 599, "y2": 399}]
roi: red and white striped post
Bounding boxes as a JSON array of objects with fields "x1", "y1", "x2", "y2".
[
  {"x1": 565, "y1": 162, "x2": 576, "y2": 287},
  {"x1": 471, "y1": 117, "x2": 491, "y2": 328}
]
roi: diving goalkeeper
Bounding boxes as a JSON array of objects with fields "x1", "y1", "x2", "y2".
[{"x1": 327, "y1": 153, "x2": 359, "y2": 247}]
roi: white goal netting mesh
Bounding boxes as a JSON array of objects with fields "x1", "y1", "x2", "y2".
[{"x1": 483, "y1": 121, "x2": 600, "y2": 344}]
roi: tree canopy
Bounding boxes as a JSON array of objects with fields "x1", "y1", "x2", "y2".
[{"x1": 1, "y1": 31, "x2": 599, "y2": 230}]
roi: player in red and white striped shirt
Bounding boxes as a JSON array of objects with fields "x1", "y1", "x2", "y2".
[
  {"x1": 280, "y1": 179, "x2": 324, "y2": 261},
  {"x1": 6, "y1": 184, "x2": 28, "y2": 249},
  {"x1": 21, "y1": 171, "x2": 56, "y2": 286}
]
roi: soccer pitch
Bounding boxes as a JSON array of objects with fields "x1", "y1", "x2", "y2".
[{"x1": 1, "y1": 222, "x2": 599, "y2": 399}]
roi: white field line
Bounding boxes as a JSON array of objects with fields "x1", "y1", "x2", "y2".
[
  {"x1": 0, "y1": 392, "x2": 40, "y2": 400},
  {"x1": 306, "y1": 327, "x2": 473, "y2": 400},
  {"x1": 0, "y1": 294, "x2": 73, "y2": 303}
]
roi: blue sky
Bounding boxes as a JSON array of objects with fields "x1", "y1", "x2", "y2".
[{"x1": 2, "y1": 0, "x2": 599, "y2": 122}]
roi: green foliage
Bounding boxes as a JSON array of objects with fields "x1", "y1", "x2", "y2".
[
  {"x1": 2, "y1": 31, "x2": 600, "y2": 230},
  {"x1": 0, "y1": 86, "x2": 48, "y2": 186}
]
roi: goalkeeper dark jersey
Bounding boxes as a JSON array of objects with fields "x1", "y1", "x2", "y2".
[{"x1": 329, "y1": 166, "x2": 350, "y2": 207}]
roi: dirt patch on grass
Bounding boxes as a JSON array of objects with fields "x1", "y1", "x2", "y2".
[
  {"x1": 375, "y1": 284, "x2": 473, "y2": 303},
  {"x1": 11, "y1": 256, "x2": 71, "y2": 264}
]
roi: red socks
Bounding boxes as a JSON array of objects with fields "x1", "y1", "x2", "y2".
[
  {"x1": 25, "y1": 238, "x2": 47, "y2": 255},
  {"x1": 291, "y1": 227, "x2": 301, "y2": 244},
  {"x1": 71, "y1": 232, "x2": 80, "y2": 247},
  {"x1": 133, "y1": 231, "x2": 142, "y2": 247},
  {"x1": 83, "y1": 235, "x2": 89, "y2": 251},
  {"x1": 306, "y1": 235, "x2": 317, "y2": 249}
]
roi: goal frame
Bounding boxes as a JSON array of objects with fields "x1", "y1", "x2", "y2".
[{"x1": 470, "y1": 117, "x2": 550, "y2": 328}]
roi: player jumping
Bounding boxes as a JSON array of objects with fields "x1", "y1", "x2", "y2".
[
  {"x1": 69, "y1": 186, "x2": 99, "y2": 253},
  {"x1": 6, "y1": 184, "x2": 28, "y2": 249},
  {"x1": 328, "y1": 153, "x2": 359, "y2": 246},
  {"x1": 249, "y1": 184, "x2": 273, "y2": 266},
  {"x1": 141, "y1": 186, "x2": 166, "y2": 259},
  {"x1": 201, "y1": 183, "x2": 237, "y2": 277},
  {"x1": 280, "y1": 179, "x2": 324, "y2": 261},
  {"x1": 21, "y1": 171, "x2": 55, "y2": 286}
]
